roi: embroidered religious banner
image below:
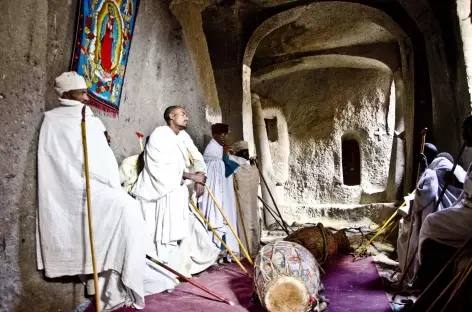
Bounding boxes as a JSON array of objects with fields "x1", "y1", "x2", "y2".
[{"x1": 71, "y1": 0, "x2": 140, "y2": 116}]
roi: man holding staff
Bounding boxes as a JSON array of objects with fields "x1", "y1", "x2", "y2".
[
  {"x1": 37, "y1": 72, "x2": 164, "y2": 310},
  {"x1": 199, "y1": 123, "x2": 241, "y2": 262}
]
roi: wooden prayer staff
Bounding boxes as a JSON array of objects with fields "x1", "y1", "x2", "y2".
[
  {"x1": 81, "y1": 106, "x2": 101, "y2": 312},
  {"x1": 354, "y1": 127, "x2": 428, "y2": 260},
  {"x1": 233, "y1": 176, "x2": 250, "y2": 252},
  {"x1": 425, "y1": 257, "x2": 472, "y2": 312},
  {"x1": 204, "y1": 184, "x2": 254, "y2": 265},
  {"x1": 254, "y1": 159, "x2": 290, "y2": 234},
  {"x1": 257, "y1": 195, "x2": 293, "y2": 234},
  {"x1": 408, "y1": 234, "x2": 472, "y2": 311},
  {"x1": 145, "y1": 254, "x2": 234, "y2": 306},
  {"x1": 136, "y1": 131, "x2": 144, "y2": 152},
  {"x1": 397, "y1": 128, "x2": 428, "y2": 286},
  {"x1": 189, "y1": 200, "x2": 249, "y2": 276}
]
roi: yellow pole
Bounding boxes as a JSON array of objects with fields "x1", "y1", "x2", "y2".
[
  {"x1": 233, "y1": 175, "x2": 250, "y2": 253},
  {"x1": 204, "y1": 184, "x2": 253, "y2": 265},
  {"x1": 189, "y1": 200, "x2": 248, "y2": 275},
  {"x1": 81, "y1": 106, "x2": 101, "y2": 312},
  {"x1": 353, "y1": 210, "x2": 398, "y2": 260}
]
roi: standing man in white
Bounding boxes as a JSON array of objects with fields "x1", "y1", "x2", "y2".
[{"x1": 199, "y1": 124, "x2": 240, "y2": 262}]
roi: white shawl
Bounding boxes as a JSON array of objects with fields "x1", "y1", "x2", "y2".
[
  {"x1": 419, "y1": 163, "x2": 472, "y2": 262},
  {"x1": 37, "y1": 99, "x2": 149, "y2": 309}
]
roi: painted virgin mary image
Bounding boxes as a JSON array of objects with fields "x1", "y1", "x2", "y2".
[{"x1": 96, "y1": 2, "x2": 122, "y2": 74}]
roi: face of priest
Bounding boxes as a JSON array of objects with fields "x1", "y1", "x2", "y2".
[
  {"x1": 213, "y1": 132, "x2": 228, "y2": 146},
  {"x1": 63, "y1": 89, "x2": 89, "y2": 104},
  {"x1": 236, "y1": 149, "x2": 250, "y2": 160},
  {"x1": 170, "y1": 107, "x2": 188, "y2": 130}
]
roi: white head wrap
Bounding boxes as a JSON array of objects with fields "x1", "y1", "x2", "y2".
[
  {"x1": 55, "y1": 71, "x2": 87, "y2": 96},
  {"x1": 233, "y1": 140, "x2": 249, "y2": 153}
]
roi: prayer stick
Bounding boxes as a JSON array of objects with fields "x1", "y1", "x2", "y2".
[
  {"x1": 256, "y1": 195, "x2": 293, "y2": 234},
  {"x1": 145, "y1": 254, "x2": 234, "y2": 306},
  {"x1": 204, "y1": 184, "x2": 254, "y2": 265},
  {"x1": 401, "y1": 128, "x2": 428, "y2": 275},
  {"x1": 425, "y1": 267, "x2": 463, "y2": 312},
  {"x1": 438, "y1": 256, "x2": 472, "y2": 311},
  {"x1": 233, "y1": 175, "x2": 251, "y2": 253},
  {"x1": 353, "y1": 209, "x2": 398, "y2": 260},
  {"x1": 254, "y1": 159, "x2": 290, "y2": 234},
  {"x1": 257, "y1": 195, "x2": 287, "y2": 232},
  {"x1": 81, "y1": 106, "x2": 101, "y2": 312},
  {"x1": 189, "y1": 200, "x2": 249, "y2": 276},
  {"x1": 409, "y1": 235, "x2": 472, "y2": 310}
]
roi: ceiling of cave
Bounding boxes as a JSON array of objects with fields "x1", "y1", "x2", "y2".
[
  {"x1": 252, "y1": 3, "x2": 397, "y2": 70},
  {"x1": 242, "y1": 2, "x2": 400, "y2": 130}
]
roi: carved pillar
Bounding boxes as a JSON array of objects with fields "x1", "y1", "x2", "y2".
[
  {"x1": 252, "y1": 93, "x2": 277, "y2": 227},
  {"x1": 170, "y1": 0, "x2": 221, "y2": 123}
]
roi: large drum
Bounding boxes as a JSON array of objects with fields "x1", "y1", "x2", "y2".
[
  {"x1": 284, "y1": 223, "x2": 351, "y2": 264},
  {"x1": 254, "y1": 240, "x2": 321, "y2": 312}
]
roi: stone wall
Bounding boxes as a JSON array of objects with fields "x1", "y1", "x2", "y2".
[
  {"x1": 0, "y1": 0, "x2": 206, "y2": 311},
  {"x1": 253, "y1": 68, "x2": 395, "y2": 206}
]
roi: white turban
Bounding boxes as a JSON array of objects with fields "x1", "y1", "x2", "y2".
[
  {"x1": 55, "y1": 71, "x2": 87, "y2": 96},
  {"x1": 233, "y1": 140, "x2": 249, "y2": 153}
]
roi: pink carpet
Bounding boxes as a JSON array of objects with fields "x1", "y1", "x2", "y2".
[{"x1": 85, "y1": 255, "x2": 390, "y2": 311}]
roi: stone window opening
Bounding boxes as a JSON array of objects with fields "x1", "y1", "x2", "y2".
[
  {"x1": 341, "y1": 137, "x2": 361, "y2": 186},
  {"x1": 265, "y1": 117, "x2": 278, "y2": 142}
]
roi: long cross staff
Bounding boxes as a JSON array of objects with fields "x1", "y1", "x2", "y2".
[
  {"x1": 233, "y1": 175, "x2": 251, "y2": 252},
  {"x1": 397, "y1": 128, "x2": 428, "y2": 288},
  {"x1": 81, "y1": 106, "x2": 101, "y2": 312},
  {"x1": 189, "y1": 200, "x2": 249, "y2": 276},
  {"x1": 257, "y1": 195, "x2": 293, "y2": 234},
  {"x1": 204, "y1": 184, "x2": 254, "y2": 265},
  {"x1": 254, "y1": 159, "x2": 289, "y2": 234},
  {"x1": 408, "y1": 234, "x2": 472, "y2": 310},
  {"x1": 145, "y1": 255, "x2": 235, "y2": 306}
]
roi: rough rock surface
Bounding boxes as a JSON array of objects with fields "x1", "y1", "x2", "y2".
[
  {"x1": 0, "y1": 0, "x2": 207, "y2": 311},
  {"x1": 253, "y1": 68, "x2": 395, "y2": 206}
]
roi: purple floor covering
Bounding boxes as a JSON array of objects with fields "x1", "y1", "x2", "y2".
[{"x1": 86, "y1": 255, "x2": 390, "y2": 312}]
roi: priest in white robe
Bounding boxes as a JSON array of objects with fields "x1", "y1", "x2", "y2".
[
  {"x1": 37, "y1": 72, "x2": 166, "y2": 311},
  {"x1": 229, "y1": 140, "x2": 261, "y2": 258},
  {"x1": 179, "y1": 131, "x2": 220, "y2": 275},
  {"x1": 199, "y1": 123, "x2": 241, "y2": 262},
  {"x1": 397, "y1": 153, "x2": 466, "y2": 279},
  {"x1": 132, "y1": 106, "x2": 207, "y2": 288},
  {"x1": 419, "y1": 163, "x2": 472, "y2": 262}
]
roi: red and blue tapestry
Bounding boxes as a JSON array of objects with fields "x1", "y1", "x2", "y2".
[{"x1": 71, "y1": 0, "x2": 140, "y2": 116}]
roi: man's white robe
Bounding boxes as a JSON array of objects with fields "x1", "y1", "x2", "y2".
[
  {"x1": 230, "y1": 155, "x2": 261, "y2": 258},
  {"x1": 178, "y1": 131, "x2": 220, "y2": 276},
  {"x1": 397, "y1": 157, "x2": 465, "y2": 278},
  {"x1": 132, "y1": 126, "x2": 191, "y2": 291},
  {"x1": 419, "y1": 164, "x2": 472, "y2": 261},
  {"x1": 36, "y1": 99, "x2": 163, "y2": 311},
  {"x1": 199, "y1": 139, "x2": 240, "y2": 260}
]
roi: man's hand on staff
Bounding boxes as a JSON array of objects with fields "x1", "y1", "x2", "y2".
[
  {"x1": 192, "y1": 172, "x2": 207, "y2": 184},
  {"x1": 193, "y1": 172, "x2": 206, "y2": 198},
  {"x1": 183, "y1": 172, "x2": 206, "y2": 184}
]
